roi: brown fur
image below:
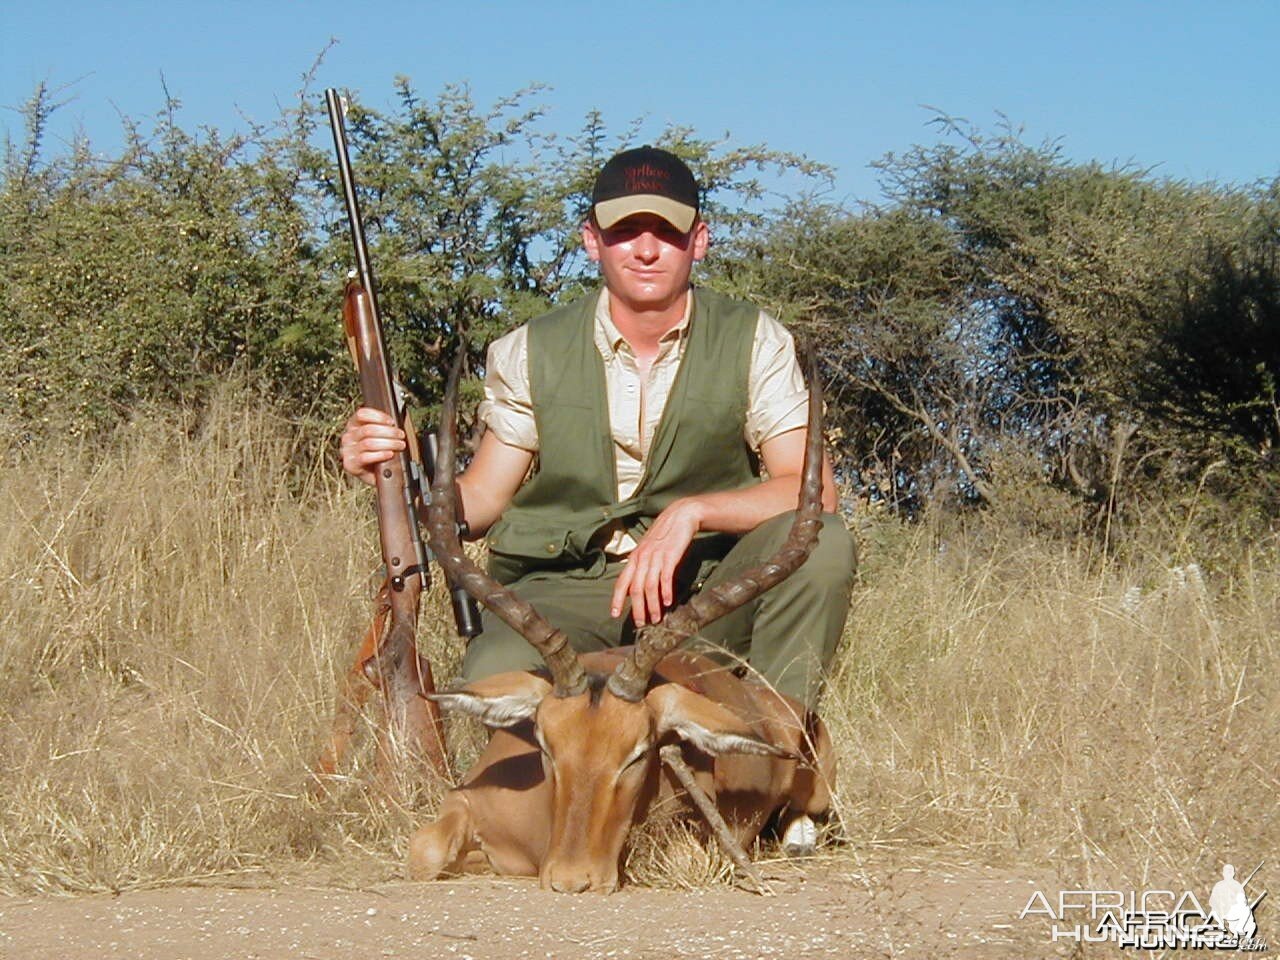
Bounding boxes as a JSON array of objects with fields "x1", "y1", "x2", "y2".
[{"x1": 407, "y1": 648, "x2": 834, "y2": 893}]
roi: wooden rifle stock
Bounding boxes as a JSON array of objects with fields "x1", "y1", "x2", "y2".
[{"x1": 312, "y1": 88, "x2": 447, "y2": 787}]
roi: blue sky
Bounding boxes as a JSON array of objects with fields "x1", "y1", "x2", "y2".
[{"x1": 3, "y1": 1, "x2": 1278, "y2": 204}]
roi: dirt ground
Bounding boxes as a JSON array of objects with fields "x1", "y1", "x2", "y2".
[{"x1": 0, "y1": 856, "x2": 1074, "y2": 960}]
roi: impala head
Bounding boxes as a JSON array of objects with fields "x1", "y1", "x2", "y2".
[
  {"x1": 424, "y1": 343, "x2": 825, "y2": 893},
  {"x1": 431, "y1": 668, "x2": 794, "y2": 892}
]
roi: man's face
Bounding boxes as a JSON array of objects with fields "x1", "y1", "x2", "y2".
[{"x1": 582, "y1": 213, "x2": 709, "y2": 314}]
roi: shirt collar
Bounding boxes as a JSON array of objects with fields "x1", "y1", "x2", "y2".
[{"x1": 593, "y1": 289, "x2": 694, "y2": 361}]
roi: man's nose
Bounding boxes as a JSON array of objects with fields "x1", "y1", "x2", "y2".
[{"x1": 632, "y1": 232, "x2": 660, "y2": 261}]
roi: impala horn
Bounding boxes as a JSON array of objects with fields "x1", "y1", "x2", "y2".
[
  {"x1": 607, "y1": 344, "x2": 827, "y2": 703},
  {"x1": 425, "y1": 347, "x2": 589, "y2": 697}
]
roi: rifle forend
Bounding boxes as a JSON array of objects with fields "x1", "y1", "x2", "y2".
[{"x1": 341, "y1": 280, "x2": 430, "y2": 594}]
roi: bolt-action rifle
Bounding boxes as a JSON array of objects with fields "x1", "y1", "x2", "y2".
[{"x1": 312, "y1": 88, "x2": 480, "y2": 788}]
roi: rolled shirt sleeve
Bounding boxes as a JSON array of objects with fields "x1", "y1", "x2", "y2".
[
  {"x1": 477, "y1": 325, "x2": 539, "y2": 452},
  {"x1": 746, "y1": 311, "x2": 808, "y2": 450}
]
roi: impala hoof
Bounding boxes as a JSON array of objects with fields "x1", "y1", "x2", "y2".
[{"x1": 781, "y1": 814, "x2": 817, "y2": 857}]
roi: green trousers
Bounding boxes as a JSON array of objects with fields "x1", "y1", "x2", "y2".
[{"x1": 461, "y1": 512, "x2": 856, "y2": 707}]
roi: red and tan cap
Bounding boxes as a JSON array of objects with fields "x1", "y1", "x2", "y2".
[{"x1": 591, "y1": 145, "x2": 700, "y2": 232}]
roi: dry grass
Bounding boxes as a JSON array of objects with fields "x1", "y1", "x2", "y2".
[
  {"x1": 625, "y1": 809, "x2": 736, "y2": 891},
  {"x1": 826, "y1": 506, "x2": 1279, "y2": 891},
  {"x1": 2, "y1": 388, "x2": 1276, "y2": 895},
  {"x1": 0, "y1": 386, "x2": 464, "y2": 894}
]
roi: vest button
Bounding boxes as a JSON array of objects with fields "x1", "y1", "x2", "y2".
[
  {"x1": 601, "y1": 507, "x2": 612, "y2": 519},
  {"x1": 545, "y1": 542, "x2": 558, "y2": 554}
]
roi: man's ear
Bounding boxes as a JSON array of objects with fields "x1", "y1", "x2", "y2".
[
  {"x1": 582, "y1": 220, "x2": 602, "y2": 262},
  {"x1": 691, "y1": 218, "x2": 710, "y2": 262},
  {"x1": 645, "y1": 684, "x2": 797, "y2": 759},
  {"x1": 426, "y1": 672, "x2": 552, "y2": 728}
]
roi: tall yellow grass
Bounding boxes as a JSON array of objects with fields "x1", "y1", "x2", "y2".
[
  {"x1": 2, "y1": 388, "x2": 1275, "y2": 894},
  {"x1": 826, "y1": 506, "x2": 1279, "y2": 890},
  {"x1": 0, "y1": 387, "x2": 464, "y2": 893}
]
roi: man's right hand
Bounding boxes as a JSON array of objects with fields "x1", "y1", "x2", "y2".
[{"x1": 340, "y1": 407, "x2": 406, "y2": 486}]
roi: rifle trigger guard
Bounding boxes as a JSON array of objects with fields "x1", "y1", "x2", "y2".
[{"x1": 391, "y1": 566, "x2": 429, "y2": 591}]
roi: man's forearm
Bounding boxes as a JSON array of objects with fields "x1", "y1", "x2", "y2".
[
  {"x1": 455, "y1": 474, "x2": 503, "y2": 539},
  {"x1": 677, "y1": 453, "x2": 838, "y2": 536},
  {"x1": 678, "y1": 479, "x2": 817, "y2": 536},
  {"x1": 451, "y1": 431, "x2": 537, "y2": 540}
]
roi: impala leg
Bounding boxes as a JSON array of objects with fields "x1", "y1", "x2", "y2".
[
  {"x1": 314, "y1": 587, "x2": 449, "y2": 797},
  {"x1": 659, "y1": 745, "x2": 772, "y2": 896},
  {"x1": 407, "y1": 794, "x2": 476, "y2": 880},
  {"x1": 410, "y1": 650, "x2": 448, "y2": 774}
]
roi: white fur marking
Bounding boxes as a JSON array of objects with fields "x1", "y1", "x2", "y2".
[{"x1": 429, "y1": 691, "x2": 540, "y2": 728}]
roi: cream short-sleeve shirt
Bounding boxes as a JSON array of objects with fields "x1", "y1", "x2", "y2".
[{"x1": 478, "y1": 289, "x2": 807, "y2": 551}]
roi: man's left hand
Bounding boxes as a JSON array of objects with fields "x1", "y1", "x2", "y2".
[{"x1": 610, "y1": 498, "x2": 705, "y2": 627}]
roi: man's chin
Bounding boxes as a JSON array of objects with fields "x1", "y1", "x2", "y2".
[{"x1": 611, "y1": 285, "x2": 687, "y2": 314}]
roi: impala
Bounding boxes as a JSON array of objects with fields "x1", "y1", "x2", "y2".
[{"x1": 412, "y1": 352, "x2": 836, "y2": 893}]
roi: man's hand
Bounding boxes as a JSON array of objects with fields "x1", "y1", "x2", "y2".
[
  {"x1": 610, "y1": 498, "x2": 706, "y2": 627},
  {"x1": 340, "y1": 407, "x2": 406, "y2": 486},
  {"x1": 606, "y1": 429, "x2": 837, "y2": 627}
]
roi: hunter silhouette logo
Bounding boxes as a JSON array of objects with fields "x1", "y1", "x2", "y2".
[
  {"x1": 1019, "y1": 860, "x2": 1269, "y2": 950},
  {"x1": 1210, "y1": 863, "x2": 1262, "y2": 939}
]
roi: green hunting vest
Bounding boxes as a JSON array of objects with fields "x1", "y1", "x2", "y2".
[{"x1": 485, "y1": 288, "x2": 761, "y2": 583}]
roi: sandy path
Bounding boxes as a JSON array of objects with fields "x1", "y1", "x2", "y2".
[{"x1": 0, "y1": 859, "x2": 1068, "y2": 959}]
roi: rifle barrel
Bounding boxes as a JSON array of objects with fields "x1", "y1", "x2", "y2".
[{"x1": 325, "y1": 89, "x2": 379, "y2": 316}]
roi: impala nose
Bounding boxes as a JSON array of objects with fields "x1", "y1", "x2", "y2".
[
  {"x1": 542, "y1": 862, "x2": 617, "y2": 894},
  {"x1": 549, "y1": 873, "x2": 590, "y2": 894}
]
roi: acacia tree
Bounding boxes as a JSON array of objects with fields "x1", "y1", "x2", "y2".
[
  {"x1": 725, "y1": 119, "x2": 1280, "y2": 525},
  {"x1": 716, "y1": 199, "x2": 979, "y2": 511},
  {"x1": 0, "y1": 77, "x2": 826, "y2": 441},
  {"x1": 0, "y1": 83, "x2": 336, "y2": 440}
]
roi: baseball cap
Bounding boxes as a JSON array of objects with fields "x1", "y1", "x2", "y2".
[{"x1": 590, "y1": 146, "x2": 700, "y2": 233}]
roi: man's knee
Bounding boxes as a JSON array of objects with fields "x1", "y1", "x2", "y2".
[
  {"x1": 806, "y1": 513, "x2": 857, "y2": 592},
  {"x1": 759, "y1": 511, "x2": 856, "y2": 594},
  {"x1": 458, "y1": 593, "x2": 620, "y2": 683},
  {"x1": 459, "y1": 626, "x2": 544, "y2": 683}
]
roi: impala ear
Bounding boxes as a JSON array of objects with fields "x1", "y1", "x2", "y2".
[
  {"x1": 426, "y1": 672, "x2": 552, "y2": 728},
  {"x1": 645, "y1": 684, "x2": 798, "y2": 759}
]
